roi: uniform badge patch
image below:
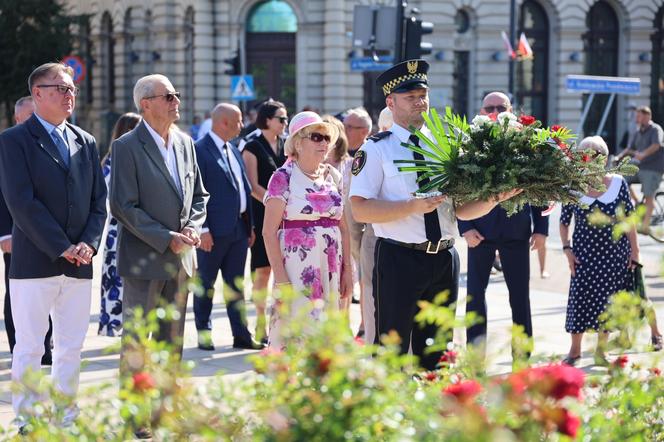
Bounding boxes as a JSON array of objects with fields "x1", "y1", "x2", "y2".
[{"x1": 351, "y1": 150, "x2": 367, "y2": 176}]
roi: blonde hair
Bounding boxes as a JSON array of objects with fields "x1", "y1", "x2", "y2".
[
  {"x1": 577, "y1": 136, "x2": 609, "y2": 156},
  {"x1": 284, "y1": 123, "x2": 339, "y2": 158},
  {"x1": 322, "y1": 115, "x2": 349, "y2": 163},
  {"x1": 378, "y1": 107, "x2": 393, "y2": 132}
]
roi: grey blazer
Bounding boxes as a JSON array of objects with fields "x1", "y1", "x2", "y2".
[{"x1": 110, "y1": 121, "x2": 208, "y2": 279}]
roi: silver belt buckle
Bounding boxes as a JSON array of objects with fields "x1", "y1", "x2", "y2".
[{"x1": 426, "y1": 240, "x2": 442, "y2": 254}]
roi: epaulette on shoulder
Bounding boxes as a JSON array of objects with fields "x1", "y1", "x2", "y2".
[{"x1": 368, "y1": 131, "x2": 392, "y2": 142}]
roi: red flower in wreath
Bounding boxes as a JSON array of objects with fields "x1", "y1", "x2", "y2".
[
  {"x1": 519, "y1": 115, "x2": 536, "y2": 126},
  {"x1": 550, "y1": 124, "x2": 564, "y2": 133},
  {"x1": 443, "y1": 380, "x2": 482, "y2": 404},
  {"x1": 132, "y1": 372, "x2": 156, "y2": 392}
]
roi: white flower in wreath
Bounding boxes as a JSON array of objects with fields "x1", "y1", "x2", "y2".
[
  {"x1": 497, "y1": 111, "x2": 518, "y2": 124},
  {"x1": 470, "y1": 115, "x2": 491, "y2": 131}
]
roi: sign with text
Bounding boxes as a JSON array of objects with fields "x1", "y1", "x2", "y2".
[
  {"x1": 566, "y1": 75, "x2": 640, "y2": 95},
  {"x1": 350, "y1": 56, "x2": 394, "y2": 72}
]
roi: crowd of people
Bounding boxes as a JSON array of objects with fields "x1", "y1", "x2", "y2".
[{"x1": 0, "y1": 59, "x2": 662, "y2": 436}]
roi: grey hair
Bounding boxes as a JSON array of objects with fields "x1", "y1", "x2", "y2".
[
  {"x1": 577, "y1": 136, "x2": 609, "y2": 156},
  {"x1": 344, "y1": 107, "x2": 372, "y2": 132},
  {"x1": 133, "y1": 74, "x2": 170, "y2": 112},
  {"x1": 14, "y1": 96, "x2": 33, "y2": 115}
]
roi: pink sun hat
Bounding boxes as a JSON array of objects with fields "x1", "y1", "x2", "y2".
[{"x1": 284, "y1": 111, "x2": 339, "y2": 156}]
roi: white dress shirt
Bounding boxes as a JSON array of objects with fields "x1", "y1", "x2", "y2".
[
  {"x1": 144, "y1": 121, "x2": 183, "y2": 197},
  {"x1": 209, "y1": 131, "x2": 247, "y2": 213}
]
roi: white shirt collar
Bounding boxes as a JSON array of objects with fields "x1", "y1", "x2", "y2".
[
  {"x1": 578, "y1": 175, "x2": 622, "y2": 205},
  {"x1": 390, "y1": 122, "x2": 430, "y2": 144},
  {"x1": 144, "y1": 120, "x2": 174, "y2": 151},
  {"x1": 208, "y1": 131, "x2": 228, "y2": 151},
  {"x1": 34, "y1": 112, "x2": 67, "y2": 135}
]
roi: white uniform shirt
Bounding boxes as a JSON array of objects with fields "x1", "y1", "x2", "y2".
[
  {"x1": 349, "y1": 122, "x2": 458, "y2": 243},
  {"x1": 144, "y1": 121, "x2": 182, "y2": 197},
  {"x1": 208, "y1": 131, "x2": 248, "y2": 213}
]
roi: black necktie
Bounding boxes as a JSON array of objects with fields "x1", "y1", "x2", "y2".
[
  {"x1": 410, "y1": 135, "x2": 442, "y2": 243},
  {"x1": 224, "y1": 143, "x2": 239, "y2": 190}
]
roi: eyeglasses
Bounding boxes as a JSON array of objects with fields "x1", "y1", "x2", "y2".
[
  {"x1": 305, "y1": 132, "x2": 331, "y2": 143},
  {"x1": 274, "y1": 116, "x2": 288, "y2": 124},
  {"x1": 482, "y1": 105, "x2": 508, "y2": 113},
  {"x1": 345, "y1": 124, "x2": 369, "y2": 130},
  {"x1": 144, "y1": 92, "x2": 181, "y2": 102},
  {"x1": 36, "y1": 84, "x2": 79, "y2": 96}
]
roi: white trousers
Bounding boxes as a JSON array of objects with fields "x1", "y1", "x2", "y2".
[{"x1": 10, "y1": 275, "x2": 91, "y2": 423}]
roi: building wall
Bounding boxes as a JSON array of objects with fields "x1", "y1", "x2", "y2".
[{"x1": 63, "y1": 0, "x2": 662, "y2": 149}]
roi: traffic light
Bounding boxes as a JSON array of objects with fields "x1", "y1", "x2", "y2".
[
  {"x1": 224, "y1": 50, "x2": 240, "y2": 76},
  {"x1": 404, "y1": 17, "x2": 433, "y2": 59}
]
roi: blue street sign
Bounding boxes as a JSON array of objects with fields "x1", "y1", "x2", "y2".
[
  {"x1": 566, "y1": 75, "x2": 640, "y2": 95},
  {"x1": 231, "y1": 75, "x2": 255, "y2": 101},
  {"x1": 350, "y1": 56, "x2": 394, "y2": 72},
  {"x1": 62, "y1": 55, "x2": 86, "y2": 84}
]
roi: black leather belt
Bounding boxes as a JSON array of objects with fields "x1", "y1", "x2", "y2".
[{"x1": 381, "y1": 238, "x2": 455, "y2": 254}]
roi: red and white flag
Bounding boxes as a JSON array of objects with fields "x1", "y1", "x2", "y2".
[
  {"x1": 501, "y1": 31, "x2": 516, "y2": 60},
  {"x1": 541, "y1": 202, "x2": 556, "y2": 216},
  {"x1": 517, "y1": 32, "x2": 534, "y2": 60}
]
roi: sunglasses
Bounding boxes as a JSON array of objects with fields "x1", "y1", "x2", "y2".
[
  {"x1": 36, "y1": 84, "x2": 80, "y2": 96},
  {"x1": 482, "y1": 105, "x2": 508, "y2": 113},
  {"x1": 305, "y1": 132, "x2": 331, "y2": 143},
  {"x1": 145, "y1": 91, "x2": 181, "y2": 102},
  {"x1": 274, "y1": 116, "x2": 288, "y2": 124}
]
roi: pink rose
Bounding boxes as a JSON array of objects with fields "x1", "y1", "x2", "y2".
[
  {"x1": 268, "y1": 170, "x2": 289, "y2": 198},
  {"x1": 305, "y1": 191, "x2": 335, "y2": 214}
]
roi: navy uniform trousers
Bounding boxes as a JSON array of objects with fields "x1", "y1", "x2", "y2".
[
  {"x1": 373, "y1": 239, "x2": 459, "y2": 370},
  {"x1": 465, "y1": 239, "x2": 532, "y2": 344}
]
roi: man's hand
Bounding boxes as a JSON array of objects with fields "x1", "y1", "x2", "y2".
[
  {"x1": 530, "y1": 233, "x2": 546, "y2": 251},
  {"x1": 0, "y1": 238, "x2": 11, "y2": 254},
  {"x1": 72, "y1": 242, "x2": 95, "y2": 265},
  {"x1": 61, "y1": 244, "x2": 90, "y2": 266},
  {"x1": 169, "y1": 232, "x2": 196, "y2": 254},
  {"x1": 199, "y1": 232, "x2": 214, "y2": 252},
  {"x1": 249, "y1": 229, "x2": 256, "y2": 248},
  {"x1": 181, "y1": 227, "x2": 201, "y2": 248},
  {"x1": 409, "y1": 195, "x2": 446, "y2": 215},
  {"x1": 462, "y1": 229, "x2": 484, "y2": 248}
]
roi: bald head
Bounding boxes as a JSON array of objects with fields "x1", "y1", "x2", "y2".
[
  {"x1": 211, "y1": 103, "x2": 243, "y2": 141},
  {"x1": 480, "y1": 92, "x2": 512, "y2": 115}
]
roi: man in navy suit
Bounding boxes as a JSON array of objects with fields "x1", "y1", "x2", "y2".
[
  {"x1": 459, "y1": 92, "x2": 548, "y2": 360},
  {"x1": 0, "y1": 63, "x2": 106, "y2": 431},
  {"x1": 195, "y1": 103, "x2": 263, "y2": 350},
  {"x1": 2, "y1": 96, "x2": 53, "y2": 366}
]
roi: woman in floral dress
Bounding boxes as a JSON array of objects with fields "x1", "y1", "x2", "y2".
[
  {"x1": 263, "y1": 112, "x2": 353, "y2": 348},
  {"x1": 98, "y1": 113, "x2": 141, "y2": 336}
]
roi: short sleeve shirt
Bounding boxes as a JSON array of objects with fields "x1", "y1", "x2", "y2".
[
  {"x1": 629, "y1": 121, "x2": 664, "y2": 172},
  {"x1": 349, "y1": 123, "x2": 457, "y2": 243}
]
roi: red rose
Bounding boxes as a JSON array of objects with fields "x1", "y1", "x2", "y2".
[
  {"x1": 556, "y1": 408, "x2": 581, "y2": 438},
  {"x1": 582, "y1": 154, "x2": 591, "y2": 163},
  {"x1": 613, "y1": 355, "x2": 629, "y2": 369},
  {"x1": 488, "y1": 112, "x2": 498, "y2": 121},
  {"x1": 649, "y1": 367, "x2": 661, "y2": 376},
  {"x1": 551, "y1": 124, "x2": 563, "y2": 132},
  {"x1": 510, "y1": 364, "x2": 584, "y2": 400},
  {"x1": 442, "y1": 380, "x2": 482, "y2": 403},
  {"x1": 519, "y1": 115, "x2": 536, "y2": 126},
  {"x1": 439, "y1": 350, "x2": 457, "y2": 366},
  {"x1": 424, "y1": 372, "x2": 438, "y2": 382},
  {"x1": 132, "y1": 372, "x2": 156, "y2": 392}
]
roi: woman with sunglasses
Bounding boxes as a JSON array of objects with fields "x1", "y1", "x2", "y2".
[
  {"x1": 262, "y1": 112, "x2": 353, "y2": 348},
  {"x1": 242, "y1": 100, "x2": 288, "y2": 342},
  {"x1": 559, "y1": 136, "x2": 662, "y2": 366}
]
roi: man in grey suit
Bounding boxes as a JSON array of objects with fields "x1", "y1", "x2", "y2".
[{"x1": 110, "y1": 74, "x2": 208, "y2": 384}]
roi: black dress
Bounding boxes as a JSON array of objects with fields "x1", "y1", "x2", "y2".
[
  {"x1": 243, "y1": 133, "x2": 286, "y2": 270},
  {"x1": 560, "y1": 176, "x2": 633, "y2": 334}
]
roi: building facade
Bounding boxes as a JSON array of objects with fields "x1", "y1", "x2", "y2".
[{"x1": 63, "y1": 0, "x2": 664, "y2": 153}]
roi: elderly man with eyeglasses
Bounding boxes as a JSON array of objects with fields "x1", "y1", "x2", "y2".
[
  {"x1": 109, "y1": 74, "x2": 208, "y2": 438},
  {"x1": 0, "y1": 63, "x2": 107, "y2": 434}
]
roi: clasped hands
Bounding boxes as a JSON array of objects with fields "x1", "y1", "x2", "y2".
[
  {"x1": 61, "y1": 242, "x2": 95, "y2": 266},
  {"x1": 169, "y1": 227, "x2": 201, "y2": 254}
]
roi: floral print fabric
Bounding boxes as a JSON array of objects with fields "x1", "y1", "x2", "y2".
[{"x1": 264, "y1": 160, "x2": 344, "y2": 348}]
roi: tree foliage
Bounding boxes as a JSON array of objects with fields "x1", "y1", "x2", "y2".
[{"x1": 0, "y1": 0, "x2": 73, "y2": 122}]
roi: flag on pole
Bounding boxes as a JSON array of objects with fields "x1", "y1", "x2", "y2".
[
  {"x1": 501, "y1": 31, "x2": 516, "y2": 60},
  {"x1": 517, "y1": 32, "x2": 534, "y2": 60}
]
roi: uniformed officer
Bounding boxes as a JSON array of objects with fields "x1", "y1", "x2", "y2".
[
  {"x1": 349, "y1": 60, "x2": 521, "y2": 370},
  {"x1": 459, "y1": 92, "x2": 549, "y2": 360}
]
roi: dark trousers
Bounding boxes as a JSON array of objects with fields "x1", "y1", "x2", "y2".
[
  {"x1": 120, "y1": 267, "x2": 188, "y2": 378},
  {"x1": 194, "y1": 222, "x2": 251, "y2": 340},
  {"x1": 465, "y1": 240, "x2": 532, "y2": 345},
  {"x1": 373, "y1": 239, "x2": 459, "y2": 370},
  {"x1": 3, "y1": 253, "x2": 52, "y2": 355}
]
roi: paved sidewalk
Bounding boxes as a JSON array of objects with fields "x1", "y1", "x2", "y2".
[{"x1": 1, "y1": 211, "x2": 663, "y2": 430}]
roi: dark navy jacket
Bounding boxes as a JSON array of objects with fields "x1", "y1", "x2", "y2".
[
  {"x1": 195, "y1": 133, "x2": 253, "y2": 237},
  {"x1": 0, "y1": 114, "x2": 107, "y2": 279},
  {"x1": 457, "y1": 204, "x2": 549, "y2": 241},
  {"x1": 0, "y1": 182, "x2": 11, "y2": 239}
]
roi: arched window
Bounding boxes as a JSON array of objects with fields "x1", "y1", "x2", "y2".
[
  {"x1": 100, "y1": 12, "x2": 115, "y2": 106},
  {"x1": 517, "y1": 0, "x2": 549, "y2": 124},
  {"x1": 651, "y1": 7, "x2": 664, "y2": 123},
  {"x1": 184, "y1": 7, "x2": 195, "y2": 124},
  {"x1": 246, "y1": 1, "x2": 297, "y2": 111},
  {"x1": 583, "y1": 1, "x2": 619, "y2": 151}
]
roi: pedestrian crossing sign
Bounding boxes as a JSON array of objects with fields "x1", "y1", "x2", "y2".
[{"x1": 231, "y1": 75, "x2": 256, "y2": 101}]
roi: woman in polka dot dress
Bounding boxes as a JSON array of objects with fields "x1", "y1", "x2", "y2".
[{"x1": 559, "y1": 136, "x2": 640, "y2": 366}]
